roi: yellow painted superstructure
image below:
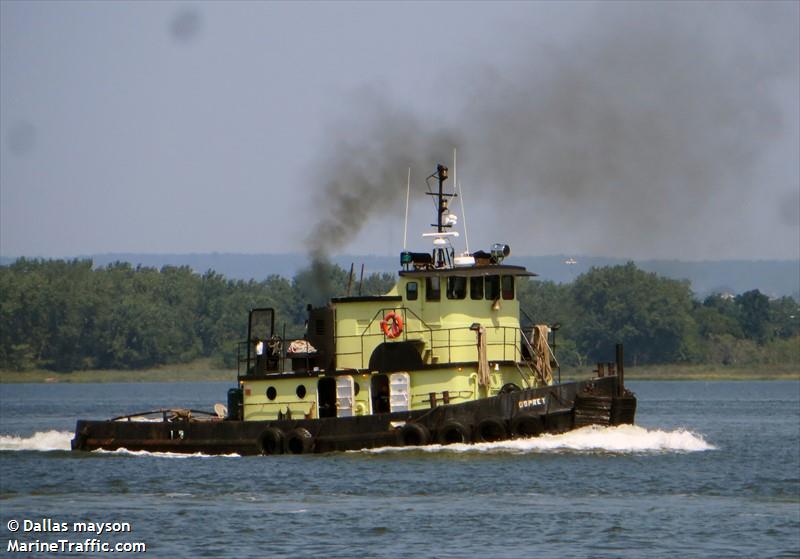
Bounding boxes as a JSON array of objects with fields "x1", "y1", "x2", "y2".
[
  {"x1": 241, "y1": 269, "x2": 545, "y2": 421},
  {"x1": 335, "y1": 275, "x2": 524, "y2": 370},
  {"x1": 242, "y1": 364, "x2": 528, "y2": 421},
  {"x1": 243, "y1": 379, "x2": 318, "y2": 421}
]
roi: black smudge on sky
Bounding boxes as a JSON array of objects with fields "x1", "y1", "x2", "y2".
[{"x1": 306, "y1": 2, "x2": 798, "y2": 297}]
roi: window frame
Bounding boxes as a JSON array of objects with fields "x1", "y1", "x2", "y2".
[
  {"x1": 446, "y1": 276, "x2": 467, "y2": 300},
  {"x1": 485, "y1": 275, "x2": 500, "y2": 300},
  {"x1": 470, "y1": 276, "x2": 484, "y2": 300},
  {"x1": 425, "y1": 276, "x2": 441, "y2": 301},
  {"x1": 501, "y1": 275, "x2": 515, "y2": 300}
]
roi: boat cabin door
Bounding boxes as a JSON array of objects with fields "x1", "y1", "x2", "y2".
[
  {"x1": 371, "y1": 374, "x2": 390, "y2": 414},
  {"x1": 335, "y1": 376, "x2": 355, "y2": 417},
  {"x1": 317, "y1": 377, "x2": 336, "y2": 418},
  {"x1": 389, "y1": 372, "x2": 411, "y2": 412}
]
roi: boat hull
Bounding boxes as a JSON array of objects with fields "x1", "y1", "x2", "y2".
[{"x1": 71, "y1": 376, "x2": 635, "y2": 455}]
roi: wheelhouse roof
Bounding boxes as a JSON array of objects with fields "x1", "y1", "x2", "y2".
[
  {"x1": 331, "y1": 295, "x2": 403, "y2": 304},
  {"x1": 398, "y1": 265, "x2": 536, "y2": 278}
]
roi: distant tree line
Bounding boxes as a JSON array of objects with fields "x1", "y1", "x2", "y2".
[
  {"x1": 518, "y1": 263, "x2": 799, "y2": 367},
  {"x1": 0, "y1": 259, "x2": 392, "y2": 371},
  {"x1": 0, "y1": 259, "x2": 797, "y2": 372}
]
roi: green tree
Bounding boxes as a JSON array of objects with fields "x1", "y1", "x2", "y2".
[
  {"x1": 695, "y1": 294, "x2": 744, "y2": 338},
  {"x1": 2, "y1": 257, "x2": 796, "y2": 373},
  {"x1": 735, "y1": 290, "x2": 771, "y2": 343},
  {"x1": 571, "y1": 263, "x2": 698, "y2": 365},
  {"x1": 769, "y1": 296, "x2": 800, "y2": 339},
  {"x1": 516, "y1": 278, "x2": 582, "y2": 366}
]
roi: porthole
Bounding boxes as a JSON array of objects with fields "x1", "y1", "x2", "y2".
[
  {"x1": 266, "y1": 386, "x2": 277, "y2": 400},
  {"x1": 296, "y1": 385, "x2": 307, "y2": 399},
  {"x1": 353, "y1": 382, "x2": 360, "y2": 396}
]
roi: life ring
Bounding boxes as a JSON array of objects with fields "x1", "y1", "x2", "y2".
[
  {"x1": 380, "y1": 311, "x2": 404, "y2": 339},
  {"x1": 258, "y1": 427, "x2": 285, "y2": 455},
  {"x1": 284, "y1": 427, "x2": 314, "y2": 454}
]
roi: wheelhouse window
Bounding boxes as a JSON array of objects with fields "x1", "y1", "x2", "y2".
[
  {"x1": 470, "y1": 276, "x2": 483, "y2": 300},
  {"x1": 446, "y1": 276, "x2": 467, "y2": 299},
  {"x1": 425, "y1": 276, "x2": 441, "y2": 301},
  {"x1": 501, "y1": 275, "x2": 515, "y2": 300},
  {"x1": 485, "y1": 275, "x2": 500, "y2": 300},
  {"x1": 406, "y1": 281, "x2": 418, "y2": 301}
]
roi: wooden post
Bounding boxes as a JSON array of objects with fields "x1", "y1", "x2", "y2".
[{"x1": 346, "y1": 263, "x2": 354, "y2": 296}]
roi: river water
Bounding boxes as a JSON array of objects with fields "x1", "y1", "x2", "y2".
[{"x1": 1, "y1": 381, "x2": 798, "y2": 558}]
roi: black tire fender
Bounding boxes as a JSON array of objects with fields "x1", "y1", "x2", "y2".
[
  {"x1": 437, "y1": 420, "x2": 471, "y2": 445},
  {"x1": 475, "y1": 417, "x2": 508, "y2": 443},
  {"x1": 284, "y1": 427, "x2": 314, "y2": 454},
  {"x1": 399, "y1": 423, "x2": 431, "y2": 446},
  {"x1": 500, "y1": 383, "x2": 521, "y2": 393},
  {"x1": 258, "y1": 427, "x2": 285, "y2": 455},
  {"x1": 510, "y1": 414, "x2": 544, "y2": 438}
]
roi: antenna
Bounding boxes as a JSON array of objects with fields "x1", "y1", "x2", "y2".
[
  {"x1": 453, "y1": 148, "x2": 457, "y2": 196},
  {"x1": 403, "y1": 167, "x2": 411, "y2": 250},
  {"x1": 458, "y1": 180, "x2": 470, "y2": 254}
]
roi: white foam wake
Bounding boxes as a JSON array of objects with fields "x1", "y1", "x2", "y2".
[
  {"x1": 0, "y1": 429, "x2": 242, "y2": 457},
  {"x1": 363, "y1": 424, "x2": 716, "y2": 455},
  {"x1": 92, "y1": 448, "x2": 241, "y2": 458},
  {"x1": 0, "y1": 430, "x2": 73, "y2": 451},
  {"x1": 1, "y1": 425, "x2": 715, "y2": 456}
]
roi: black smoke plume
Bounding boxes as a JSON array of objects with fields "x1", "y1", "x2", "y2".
[{"x1": 307, "y1": 2, "x2": 798, "y2": 299}]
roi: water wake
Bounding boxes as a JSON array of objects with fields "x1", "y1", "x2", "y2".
[
  {"x1": 0, "y1": 430, "x2": 73, "y2": 451},
  {"x1": 1, "y1": 425, "x2": 715, "y2": 456},
  {"x1": 0, "y1": 431, "x2": 240, "y2": 457},
  {"x1": 362, "y1": 424, "x2": 716, "y2": 455},
  {"x1": 92, "y1": 448, "x2": 241, "y2": 458}
]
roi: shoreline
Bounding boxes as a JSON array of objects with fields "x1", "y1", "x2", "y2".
[{"x1": 1, "y1": 363, "x2": 797, "y2": 384}]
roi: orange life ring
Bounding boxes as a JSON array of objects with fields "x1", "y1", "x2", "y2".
[{"x1": 381, "y1": 311, "x2": 404, "y2": 339}]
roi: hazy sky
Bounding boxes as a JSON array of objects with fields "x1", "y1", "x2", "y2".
[{"x1": 1, "y1": 1, "x2": 798, "y2": 261}]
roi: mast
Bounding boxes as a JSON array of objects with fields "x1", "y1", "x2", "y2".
[
  {"x1": 436, "y1": 164, "x2": 447, "y2": 233},
  {"x1": 425, "y1": 163, "x2": 456, "y2": 268}
]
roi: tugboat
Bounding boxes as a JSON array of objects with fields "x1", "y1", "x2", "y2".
[{"x1": 72, "y1": 163, "x2": 636, "y2": 455}]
